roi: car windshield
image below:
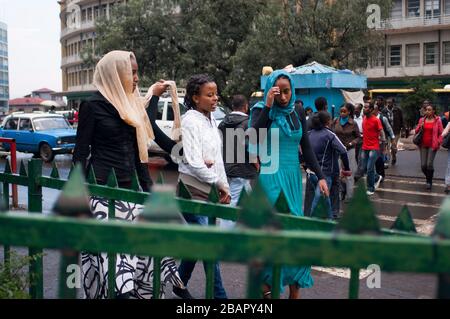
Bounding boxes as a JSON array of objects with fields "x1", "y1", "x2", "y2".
[{"x1": 33, "y1": 117, "x2": 71, "y2": 131}]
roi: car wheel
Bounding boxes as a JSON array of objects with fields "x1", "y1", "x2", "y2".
[{"x1": 39, "y1": 143, "x2": 55, "y2": 162}]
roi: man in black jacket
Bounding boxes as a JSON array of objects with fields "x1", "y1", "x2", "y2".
[{"x1": 218, "y1": 95, "x2": 258, "y2": 227}]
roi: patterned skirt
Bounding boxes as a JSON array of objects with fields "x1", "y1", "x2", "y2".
[{"x1": 81, "y1": 197, "x2": 184, "y2": 299}]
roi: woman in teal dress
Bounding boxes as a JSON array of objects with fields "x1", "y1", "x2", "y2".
[{"x1": 249, "y1": 70, "x2": 329, "y2": 299}]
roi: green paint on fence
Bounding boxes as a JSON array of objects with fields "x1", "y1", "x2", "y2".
[
  {"x1": 106, "y1": 169, "x2": 118, "y2": 188},
  {"x1": 140, "y1": 185, "x2": 183, "y2": 224},
  {"x1": 311, "y1": 196, "x2": 330, "y2": 220},
  {"x1": 238, "y1": 181, "x2": 278, "y2": 229},
  {"x1": 391, "y1": 206, "x2": 417, "y2": 233},
  {"x1": 19, "y1": 160, "x2": 27, "y2": 177},
  {"x1": 337, "y1": 181, "x2": 380, "y2": 234},
  {"x1": 434, "y1": 198, "x2": 450, "y2": 239},
  {"x1": 4, "y1": 160, "x2": 11, "y2": 174},
  {"x1": 50, "y1": 162, "x2": 60, "y2": 179},
  {"x1": 156, "y1": 171, "x2": 165, "y2": 185},
  {"x1": 237, "y1": 188, "x2": 249, "y2": 207},
  {"x1": 274, "y1": 190, "x2": 290, "y2": 215},
  {"x1": 53, "y1": 165, "x2": 91, "y2": 217},
  {"x1": 208, "y1": 184, "x2": 220, "y2": 203},
  {"x1": 177, "y1": 180, "x2": 192, "y2": 200}
]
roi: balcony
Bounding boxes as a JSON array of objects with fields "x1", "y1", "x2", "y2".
[
  {"x1": 61, "y1": 55, "x2": 83, "y2": 67},
  {"x1": 60, "y1": 20, "x2": 95, "y2": 39},
  {"x1": 377, "y1": 14, "x2": 450, "y2": 32}
]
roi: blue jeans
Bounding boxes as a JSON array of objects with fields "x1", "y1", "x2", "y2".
[
  {"x1": 178, "y1": 213, "x2": 228, "y2": 299},
  {"x1": 310, "y1": 175, "x2": 333, "y2": 219},
  {"x1": 361, "y1": 150, "x2": 380, "y2": 192},
  {"x1": 219, "y1": 177, "x2": 252, "y2": 229}
]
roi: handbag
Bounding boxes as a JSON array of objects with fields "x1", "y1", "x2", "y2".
[
  {"x1": 413, "y1": 121, "x2": 424, "y2": 146},
  {"x1": 443, "y1": 133, "x2": 450, "y2": 149}
]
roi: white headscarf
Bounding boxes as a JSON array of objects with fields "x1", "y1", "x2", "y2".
[{"x1": 93, "y1": 50, "x2": 154, "y2": 163}]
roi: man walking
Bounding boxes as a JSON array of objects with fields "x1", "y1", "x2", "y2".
[
  {"x1": 385, "y1": 98, "x2": 404, "y2": 165},
  {"x1": 218, "y1": 95, "x2": 258, "y2": 228}
]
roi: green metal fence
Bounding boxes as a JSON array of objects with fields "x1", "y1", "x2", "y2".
[{"x1": 0, "y1": 159, "x2": 449, "y2": 299}]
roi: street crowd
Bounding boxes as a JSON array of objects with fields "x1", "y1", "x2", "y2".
[{"x1": 72, "y1": 51, "x2": 450, "y2": 300}]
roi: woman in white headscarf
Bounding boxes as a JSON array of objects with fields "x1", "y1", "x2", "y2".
[{"x1": 73, "y1": 51, "x2": 183, "y2": 299}]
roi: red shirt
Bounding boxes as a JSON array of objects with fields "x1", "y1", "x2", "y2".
[
  {"x1": 422, "y1": 120, "x2": 434, "y2": 148},
  {"x1": 362, "y1": 115, "x2": 382, "y2": 151}
]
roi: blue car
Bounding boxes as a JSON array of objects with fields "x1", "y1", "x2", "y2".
[{"x1": 0, "y1": 113, "x2": 77, "y2": 162}]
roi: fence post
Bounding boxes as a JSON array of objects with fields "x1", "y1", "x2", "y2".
[
  {"x1": 349, "y1": 268, "x2": 360, "y2": 299},
  {"x1": 2, "y1": 167, "x2": 10, "y2": 269},
  {"x1": 53, "y1": 164, "x2": 91, "y2": 299},
  {"x1": 435, "y1": 198, "x2": 450, "y2": 299},
  {"x1": 10, "y1": 139, "x2": 18, "y2": 208},
  {"x1": 28, "y1": 159, "x2": 43, "y2": 299}
]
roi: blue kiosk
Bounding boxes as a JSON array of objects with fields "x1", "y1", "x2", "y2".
[{"x1": 261, "y1": 62, "x2": 367, "y2": 116}]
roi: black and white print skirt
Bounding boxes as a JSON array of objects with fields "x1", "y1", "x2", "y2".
[{"x1": 81, "y1": 196, "x2": 184, "y2": 299}]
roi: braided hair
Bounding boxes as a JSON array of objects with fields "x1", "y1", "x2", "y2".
[{"x1": 184, "y1": 74, "x2": 215, "y2": 110}]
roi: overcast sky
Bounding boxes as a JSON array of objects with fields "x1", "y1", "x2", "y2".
[{"x1": 0, "y1": 0, "x2": 61, "y2": 99}]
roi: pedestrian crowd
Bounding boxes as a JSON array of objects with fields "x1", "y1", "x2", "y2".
[{"x1": 73, "y1": 51, "x2": 450, "y2": 300}]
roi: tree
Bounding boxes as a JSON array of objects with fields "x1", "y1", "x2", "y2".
[
  {"x1": 400, "y1": 79, "x2": 440, "y2": 130},
  {"x1": 226, "y1": 0, "x2": 393, "y2": 100}
]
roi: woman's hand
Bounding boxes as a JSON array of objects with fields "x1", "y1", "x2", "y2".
[
  {"x1": 218, "y1": 185, "x2": 231, "y2": 204},
  {"x1": 152, "y1": 80, "x2": 169, "y2": 97},
  {"x1": 265, "y1": 86, "x2": 280, "y2": 108},
  {"x1": 318, "y1": 179, "x2": 330, "y2": 197}
]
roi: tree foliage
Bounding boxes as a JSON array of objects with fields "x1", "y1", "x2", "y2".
[{"x1": 88, "y1": 0, "x2": 392, "y2": 106}]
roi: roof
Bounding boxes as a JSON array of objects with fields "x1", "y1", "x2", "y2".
[
  {"x1": 32, "y1": 88, "x2": 55, "y2": 93},
  {"x1": 5, "y1": 112, "x2": 64, "y2": 119},
  {"x1": 9, "y1": 97, "x2": 45, "y2": 106},
  {"x1": 291, "y1": 61, "x2": 354, "y2": 75}
]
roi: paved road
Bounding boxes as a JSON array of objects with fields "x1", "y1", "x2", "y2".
[{"x1": 0, "y1": 143, "x2": 448, "y2": 299}]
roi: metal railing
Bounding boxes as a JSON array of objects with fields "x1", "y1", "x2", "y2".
[{"x1": 0, "y1": 159, "x2": 449, "y2": 299}]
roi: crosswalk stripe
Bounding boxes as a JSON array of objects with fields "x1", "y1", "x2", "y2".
[
  {"x1": 376, "y1": 187, "x2": 446, "y2": 198},
  {"x1": 383, "y1": 177, "x2": 445, "y2": 187},
  {"x1": 371, "y1": 197, "x2": 442, "y2": 209}
]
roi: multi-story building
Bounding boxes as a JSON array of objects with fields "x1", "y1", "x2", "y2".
[
  {"x1": 0, "y1": 21, "x2": 9, "y2": 116},
  {"x1": 365, "y1": 0, "x2": 450, "y2": 89},
  {"x1": 58, "y1": 0, "x2": 127, "y2": 107}
]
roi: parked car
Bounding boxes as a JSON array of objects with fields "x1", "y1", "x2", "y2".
[
  {"x1": 148, "y1": 96, "x2": 227, "y2": 159},
  {"x1": 0, "y1": 112, "x2": 77, "y2": 162}
]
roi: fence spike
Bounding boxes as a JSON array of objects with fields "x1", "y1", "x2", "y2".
[
  {"x1": 19, "y1": 160, "x2": 27, "y2": 177},
  {"x1": 237, "y1": 181, "x2": 279, "y2": 230},
  {"x1": 156, "y1": 171, "x2": 165, "y2": 185},
  {"x1": 4, "y1": 160, "x2": 11, "y2": 174},
  {"x1": 274, "y1": 190, "x2": 290, "y2": 214},
  {"x1": 106, "y1": 168, "x2": 118, "y2": 188},
  {"x1": 87, "y1": 166, "x2": 97, "y2": 185},
  {"x1": 311, "y1": 196, "x2": 329, "y2": 220},
  {"x1": 391, "y1": 205, "x2": 417, "y2": 233},
  {"x1": 68, "y1": 163, "x2": 76, "y2": 179},
  {"x1": 177, "y1": 180, "x2": 192, "y2": 200},
  {"x1": 53, "y1": 164, "x2": 91, "y2": 217},
  {"x1": 237, "y1": 188, "x2": 249, "y2": 207},
  {"x1": 50, "y1": 162, "x2": 60, "y2": 179},
  {"x1": 0, "y1": 196, "x2": 6, "y2": 212},
  {"x1": 131, "y1": 169, "x2": 140, "y2": 191},
  {"x1": 337, "y1": 180, "x2": 380, "y2": 234},
  {"x1": 434, "y1": 198, "x2": 450, "y2": 239},
  {"x1": 208, "y1": 184, "x2": 220, "y2": 203},
  {"x1": 140, "y1": 185, "x2": 183, "y2": 224}
]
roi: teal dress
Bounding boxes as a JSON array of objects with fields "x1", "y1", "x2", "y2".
[{"x1": 259, "y1": 118, "x2": 314, "y2": 290}]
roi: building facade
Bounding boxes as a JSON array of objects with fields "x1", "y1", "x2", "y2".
[
  {"x1": 0, "y1": 21, "x2": 9, "y2": 115},
  {"x1": 58, "y1": 0, "x2": 127, "y2": 107},
  {"x1": 365, "y1": 0, "x2": 450, "y2": 88}
]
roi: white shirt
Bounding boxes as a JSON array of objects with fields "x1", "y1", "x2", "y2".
[
  {"x1": 178, "y1": 110, "x2": 229, "y2": 190},
  {"x1": 354, "y1": 115, "x2": 363, "y2": 134}
]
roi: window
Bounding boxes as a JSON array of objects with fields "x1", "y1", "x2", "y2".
[
  {"x1": 19, "y1": 119, "x2": 31, "y2": 131},
  {"x1": 389, "y1": 45, "x2": 402, "y2": 66},
  {"x1": 391, "y1": 0, "x2": 402, "y2": 18},
  {"x1": 425, "y1": 0, "x2": 440, "y2": 18},
  {"x1": 424, "y1": 42, "x2": 438, "y2": 65},
  {"x1": 406, "y1": 44, "x2": 420, "y2": 66},
  {"x1": 5, "y1": 118, "x2": 18, "y2": 130},
  {"x1": 446, "y1": 0, "x2": 450, "y2": 15},
  {"x1": 156, "y1": 102, "x2": 164, "y2": 120},
  {"x1": 371, "y1": 48, "x2": 385, "y2": 67},
  {"x1": 408, "y1": 0, "x2": 420, "y2": 17},
  {"x1": 443, "y1": 42, "x2": 450, "y2": 64}
]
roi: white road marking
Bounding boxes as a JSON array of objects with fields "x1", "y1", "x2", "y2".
[
  {"x1": 312, "y1": 267, "x2": 374, "y2": 280},
  {"x1": 377, "y1": 187, "x2": 446, "y2": 198},
  {"x1": 371, "y1": 197, "x2": 443, "y2": 209}
]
